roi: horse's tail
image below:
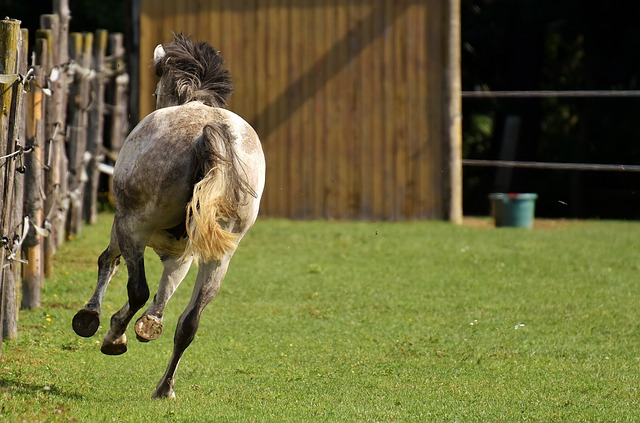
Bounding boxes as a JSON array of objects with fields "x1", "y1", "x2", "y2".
[{"x1": 182, "y1": 122, "x2": 255, "y2": 263}]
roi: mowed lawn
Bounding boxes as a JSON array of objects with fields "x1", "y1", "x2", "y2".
[{"x1": 1, "y1": 214, "x2": 639, "y2": 422}]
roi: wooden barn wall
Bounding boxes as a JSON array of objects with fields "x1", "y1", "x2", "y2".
[{"x1": 138, "y1": 0, "x2": 446, "y2": 220}]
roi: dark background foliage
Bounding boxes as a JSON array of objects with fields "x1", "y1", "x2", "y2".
[
  {"x1": 462, "y1": 0, "x2": 640, "y2": 218},
  {"x1": 0, "y1": 0, "x2": 125, "y2": 48}
]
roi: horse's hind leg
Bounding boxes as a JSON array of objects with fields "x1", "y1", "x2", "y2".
[
  {"x1": 152, "y1": 257, "x2": 231, "y2": 399},
  {"x1": 101, "y1": 223, "x2": 151, "y2": 355},
  {"x1": 135, "y1": 253, "x2": 193, "y2": 342},
  {"x1": 72, "y1": 229, "x2": 121, "y2": 338}
]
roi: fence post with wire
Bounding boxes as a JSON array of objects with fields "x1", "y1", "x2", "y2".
[
  {"x1": 0, "y1": 7, "x2": 129, "y2": 347},
  {"x1": 0, "y1": 18, "x2": 25, "y2": 348}
]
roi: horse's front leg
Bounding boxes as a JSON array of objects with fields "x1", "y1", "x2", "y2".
[
  {"x1": 135, "y1": 253, "x2": 193, "y2": 342},
  {"x1": 101, "y1": 233, "x2": 150, "y2": 355},
  {"x1": 72, "y1": 232, "x2": 121, "y2": 338}
]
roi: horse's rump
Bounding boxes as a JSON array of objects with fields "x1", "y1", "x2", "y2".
[{"x1": 183, "y1": 121, "x2": 256, "y2": 263}]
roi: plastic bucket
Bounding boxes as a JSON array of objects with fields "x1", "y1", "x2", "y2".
[{"x1": 488, "y1": 193, "x2": 538, "y2": 228}]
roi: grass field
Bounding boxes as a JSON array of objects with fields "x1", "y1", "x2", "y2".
[{"x1": 1, "y1": 214, "x2": 639, "y2": 422}]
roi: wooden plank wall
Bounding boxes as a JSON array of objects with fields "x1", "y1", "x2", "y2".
[{"x1": 138, "y1": 0, "x2": 447, "y2": 220}]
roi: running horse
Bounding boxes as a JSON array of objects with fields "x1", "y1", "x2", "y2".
[{"x1": 71, "y1": 34, "x2": 265, "y2": 398}]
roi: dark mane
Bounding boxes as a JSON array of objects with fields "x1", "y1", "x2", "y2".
[{"x1": 155, "y1": 33, "x2": 233, "y2": 108}]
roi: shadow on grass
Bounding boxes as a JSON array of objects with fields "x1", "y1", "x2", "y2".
[{"x1": 0, "y1": 376, "x2": 85, "y2": 400}]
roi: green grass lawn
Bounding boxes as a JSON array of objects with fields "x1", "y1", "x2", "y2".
[{"x1": 1, "y1": 215, "x2": 639, "y2": 422}]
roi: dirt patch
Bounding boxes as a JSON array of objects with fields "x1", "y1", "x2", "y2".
[{"x1": 462, "y1": 217, "x2": 579, "y2": 229}]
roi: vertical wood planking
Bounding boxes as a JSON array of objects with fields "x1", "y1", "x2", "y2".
[
  {"x1": 305, "y1": 3, "x2": 314, "y2": 218},
  {"x1": 243, "y1": 0, "x2": 254, "y2": 117},
  {"x1": 166, "y1": 0, "x2": 178, "y2": 35},
  {"x1": 298, "y1": 3, "x2": 312, "y2": 217},
  {"x1": 393, "y1": 0, "x2": 408, "y2": 220},
  {"x1": 208, "y1": 1, "x2": 222, "y2": 60},
  {"x1": 323, "y1": 0, "x2": 338, "y2": 218},
  {"x1": 225, "y1": 0, "x2": 238, "y2": 110},
  {"x1": 263, "y1": 0, "x2": 277, "y2": 215},
  {"x1": 219, "y1": 0, "x2": 233, "y2": 57},
  {"x1": 411, "y1": 2, "x2": 430, "y2": 218},
  {"x1": 336, "y1": 2, "x2": 350, "y2": 218},
  {"x1": 345, "y1": 2, "x2": 358, "y2": 219},
  {"x1": 382, "y1": 0, "x2": 396, "y2": 220},
  {"x1": 199, "y1": 0, "x2": 212, "y2": 44},
  {"x1": 184, "y1": 0, "x2": 197, "y2": 35},
  {"x1": 405, "y1": 1, "x2": 419, "y2": 217},
  {"x1": 195, "y1": 0, "x2": 210, "y2": 59},
  {"x1": 271, "y1": 0, "x2": 286, "y2": 217},
  {"x1": 254, "y1": 2, "x2": 273, "y2": 214},
  {"x1": 429, "y1": 0, "x2": 444, "y2": 218},
  {"x1": 240, "y1": 0, "x2": 257, "y2": 124},
  {"x1": 369, "y1": 2, "x2": 385, "y2": 220},
  {"x1": 135, "y1": 0, "x2": 450, "y2": 220},
  {"x1": 311, "y1": 4, "x2": 322, "y2": 218},
  {"x1": 288, "y1": 0, "x2": 303, "y2": 218},
  {"x1": 276, "y1": 1, "x2": 292, "y2": 217},
  {"x1": 358, "y1": 1, "x2": 373, "y2": 219},
  {"x1": 175, "y1": 0, "x2": 185, "y2": 33}
]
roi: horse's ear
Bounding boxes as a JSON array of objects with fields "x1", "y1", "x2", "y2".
[{"x1": 154, "y1": 44, "x2": 166, "y2": 64}]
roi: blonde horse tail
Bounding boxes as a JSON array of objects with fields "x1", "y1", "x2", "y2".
[{"x1": 182, "y1": 122, "x2": 254, "y2": 263}]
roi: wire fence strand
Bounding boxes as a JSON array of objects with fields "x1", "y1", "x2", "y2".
[
  {"x1": 462, "y1": 90, "x2": 640, "y2": 98},
  {"x1": 463, "y1": 159, "x2": 640, "y2": 172}
]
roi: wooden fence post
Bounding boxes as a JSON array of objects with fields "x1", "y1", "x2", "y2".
[
  {"x1": 40, "y1": 9, "x2": 69, "y2": 277},
  {"x1": 5, "y1": 29, "x2": 29, "y2": 324},
  {"x1": 53, "y1": 0, "x2": 71, "y2": 248},
  {"x1": 0, "y1": 19, "x2": 23, "y2": 345},
  {"x1": 67, "y1": 32, "x2": 92, "y2": 237},
  {"x1": 84, "y1": 29, "x2": 108, "y2": 224},
  {"x1": 22, "y1": 33, "x2": 49, "y2": 310},
  {"x1": 108, "y1": 33, "x2": 129, "y2": 156},
  {"x1": 5, "y1": 28, "x2": 28, "y2": 335},
  {"x1": 39, "y1": 14, "x2": 62, "y2": 277},
  {"x1": 0, "y1": 19, "x2": 20, "y2": 232},
  {"x1": 444, "y1": 0, "x2": 462, "y2": 224}
]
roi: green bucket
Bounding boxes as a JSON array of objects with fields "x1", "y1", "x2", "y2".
[{"x1": 489, "y1": 193, "x2": 538, "y2": 228}]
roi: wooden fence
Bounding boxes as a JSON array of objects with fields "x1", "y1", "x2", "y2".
[
  {"x1": 0, "y1": 1, "x2": 129, "y2": 349},
  {"x1": 135, "y1": 0, "x2": 462, "y2": 221}
]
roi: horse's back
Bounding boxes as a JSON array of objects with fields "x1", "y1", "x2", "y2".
[{"x1": 113, "y1": 102, "x2": 265, "y2": 234}]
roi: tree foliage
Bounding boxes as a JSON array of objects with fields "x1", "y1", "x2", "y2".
[
  {"x1": 462, "y1": 0, "x2": 640, "y2": 218},
  {"x1": 1, "y1": 0, "x2": 125, "y2": 51}
]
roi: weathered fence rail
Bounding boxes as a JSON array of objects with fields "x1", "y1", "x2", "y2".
[{"x1": 0, "y1": 1, "x2": 129, "y2": 352}]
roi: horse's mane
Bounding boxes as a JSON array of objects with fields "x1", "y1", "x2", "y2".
[{"x1": 155, "y1": 33, "x2": 233, "y2": 108}]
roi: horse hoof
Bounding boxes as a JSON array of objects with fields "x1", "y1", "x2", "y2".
[
  {"x1": 100, "y1": 340, "x2": 128, "y2": 356},
  {"x1": 72, "y1": 309, "x2": 100, "y2": 338},
  {"x1": 152, "y1": 391, "x2": 176, "y2": 400},
  {"x1": 135, "y1": 315, "x2": 163, "y2": 342},
  {"x1": 152, "y1": 380, "x2": 176, "y2": 399}
]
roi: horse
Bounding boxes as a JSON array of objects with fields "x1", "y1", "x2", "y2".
[{"x1": 71, "y1": 34, "x2": 265, "y2": 399}]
